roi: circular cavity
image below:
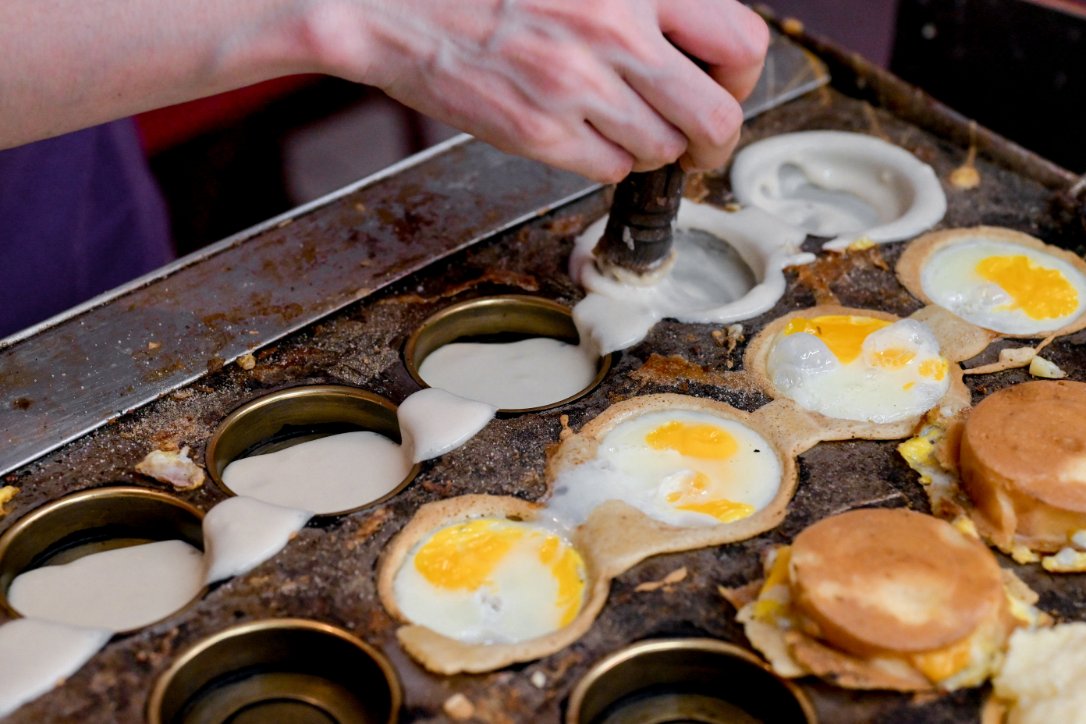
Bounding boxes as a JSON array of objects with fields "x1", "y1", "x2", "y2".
[
  {"x1": 0, "y1": 486, "x2": 206, "y2": 633},
  {"x1": 548, "y1": 408, "x2": 782, "y2": 529},
  {"x1": 206, "y1": 385, "x2": 420, "y2": 517},
  {"x1": 752, "y1": 308, "x2": 953, "y2": 425},
  {"x1": 565, "y1": 638, "x2": 817, "y2": 724},
  {"x1": 147, "y1": 618, "x2": 400, "y2": 724},
  {"x1": 403, "y1": 295, "x2": 611, "y2": 413},
  {"x1": 730, "y1": 130, "x2": 947, "y2": 250},
  {"x1": 790, "y1": 508, "x2": 1005, "y2": 657},
  {"x1": 898, "y1": 227, "x2": 1086, "y2": 337},
  {"x1": 960, "y1": 380, "x2": 1086, "y2": 551},
  {"x1": 569, "y1": 203, "x2": 812, "y2": 353},
  {"x1": 392, "y1": 516, "x2": 587, "y2": 644}
]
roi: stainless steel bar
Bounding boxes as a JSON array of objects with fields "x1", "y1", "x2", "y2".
[{"x1": 0, "y1": 139, "x2": 600, "y2": 476}]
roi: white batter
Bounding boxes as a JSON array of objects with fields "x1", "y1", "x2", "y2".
[
  {"x1": 222, "y1": 430, "x2": 412, "y2": 514},
  {"x1": 7, "y1": 539, "x2": 205, "y2": 632},
  {"x1": 397, "y1": 387, "x2": 496, "y2": 462},
  {"x1": 417, "y1": 336, "x2": 598, "y2": 410},
  {"x1": 730, "y1": 131, "x2": 947, "y2": 251},
  {"x1": 0, "y1": 385, "x2": 509, "y2": 717},
  {"x1": 0, "y1": 619, "x2": 111, "y2": 717},
  {"x1": 571, "y1": 204, "x2": 812, "y2": 354},
  {"x1": 202, "y1": 496, "x2": 312, "y2": 585}
]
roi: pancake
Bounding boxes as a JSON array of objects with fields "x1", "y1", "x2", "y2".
[
  {"x1": 738, "y1": 508, "x2": 1038, "y2": 691},
  {"x1": 791, "y1": 509, "x2": 1005, "y2": 657},
  {"x1": 959, "y1": 380, "x2": 1086, "y2": 552}
]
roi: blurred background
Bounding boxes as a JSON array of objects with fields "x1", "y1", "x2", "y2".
[{"x1": 82, "y1": 0, "x2": 1086, "y2": 257}]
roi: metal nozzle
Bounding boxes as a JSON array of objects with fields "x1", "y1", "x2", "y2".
[{"x1": 592, "y1": 162, "x2": 686, "y2": 276}]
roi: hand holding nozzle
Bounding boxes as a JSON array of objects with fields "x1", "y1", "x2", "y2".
[{"x1": 593, "y1": 44, "x2": 738, "y2": 279}]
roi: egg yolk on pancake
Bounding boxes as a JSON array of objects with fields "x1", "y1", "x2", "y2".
[
  {"x1": 975, "y1": 255, "x2": 1079, "y2": 320},
  {"x1": 644, "y1": 421, "x2": 755, "y2": 524},
  {"x1": 783, "y1": 315, "x2": 890, "y2": 364},
  {"x1": 646, "y1": 420, "x2": 739, "y2": 459},
  {"x1": 413, "y1": 519, "x2": 585, "y2": 626}
]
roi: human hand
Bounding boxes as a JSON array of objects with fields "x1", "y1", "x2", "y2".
[{"x1": 310, "y1": 0, "x2": 769, "y2": 183}]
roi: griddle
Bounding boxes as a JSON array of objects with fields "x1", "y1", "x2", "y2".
[{"x1": 2, "y1": 16, "x2": 1086, "y2": 724}]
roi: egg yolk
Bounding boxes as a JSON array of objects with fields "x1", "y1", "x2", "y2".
[
  {"x1": 918, "y1": 358, "x2": 948, "y2": 381},
  {"x1": 645, "y1": 420, "x2": 738, "y2": 459},
  {"x1": 911, "y1": 634, "x2": 976, "y2": 683},
  {"x1": 783, "y1": 315, "x2": 890, "y2": 364},
  {"x1": 752, "y1": 546, "x2": 792, "y2": 621},
  {"x1": 665, "y1": 472, "x2": 755, "y2": 523},
  {"x1": 870, "y1": 348, "x2": 916, "y2": 370},
  {"x1": 413, "y1": 519, "x2": 586, "y2": 626},
  {"x1": 976, "y1": 254, "x2": 1079, "y2": 320},
  {"x1": 414, "y1": 520, "x2": 521, "y2": 591}
]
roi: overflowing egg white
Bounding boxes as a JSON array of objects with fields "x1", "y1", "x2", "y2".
[
  {"x1": 920, "y1": 239, "x2": 1086, "y2": 335},
  {"x1": 393, "y1": 518, "x2": 586, "y2": 644},
  {"x1": 548, "y1": 410, "x2": 781, "y2": 528},
  {"x1": 767, "y1": 315, "x2": 950, "y2": 423}
]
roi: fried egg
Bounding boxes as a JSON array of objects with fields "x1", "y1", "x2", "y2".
[
  {"x1": 920, "y1": 238, "x2": 1086, "y2": 335},
  {"x1": 548, "y1": 410, "x2": 781, "y2": 528},
  {"x1": 392, "y1": 518, "x2": 586, "y2": 644},
  {"x1": 766, "y1": 315, "x2": 950, "y2": 423}
]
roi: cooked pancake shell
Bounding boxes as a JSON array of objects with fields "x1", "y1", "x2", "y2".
[
  {"x1": 960, "y1": 380, "x2": 1086, "y2": 551},
  {"x1": 790, "y1": 508, "x2": 1007, "y2": 658}
]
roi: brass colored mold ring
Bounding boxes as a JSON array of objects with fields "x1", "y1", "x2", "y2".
[
  {"x1": 0, "y1": 485, "x2": 206, "y2": 632},
  {"x1": 566, "y1": 637, "x2": 817, "y2": 724},
  {"x1": 403, "y1": 295, "x2": 612, "y2": 414},
  {"x1": 147, "y1": 618, "x2": 401, "y2": 724},
  {"x1": 205, "y1": 384, "x2": 420, "y2": 518}
]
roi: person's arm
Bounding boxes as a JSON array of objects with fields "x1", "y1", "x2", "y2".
[{"x1": 0, "y1": 0, "x2": 767, "y2": 183}]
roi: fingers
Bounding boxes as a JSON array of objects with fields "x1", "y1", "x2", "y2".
[
  {"x1": 657, "y1": 0, "x2": 770, "y2": 102},
  {"x1": 499, "y1": 120, "x2": 638, "y2": 184},
  {"x1": 623, "y1": 40, "x2": 746, "y2": 171},
  {"x1": 369, "y1": 0, "x2": 768, "y2": 181},
  {"x1": 583, "y1": 84, "x2": 687, "y2": 173}
]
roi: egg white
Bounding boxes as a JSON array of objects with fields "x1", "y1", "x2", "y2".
[
  {"x1": 548, "y1": 410, "x2": 781, "y2": 528},
  {"x1": 767, "y1": 318, "x2": 950, "y2": 424}
]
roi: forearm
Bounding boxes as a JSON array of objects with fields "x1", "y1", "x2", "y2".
[{"x1": 0, "y1": 0, "x2": 341, "y2": 149}]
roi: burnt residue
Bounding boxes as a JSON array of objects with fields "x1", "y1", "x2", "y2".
[{"x1": 4, "y1": 54, "x2": 1086, "y2": 724}]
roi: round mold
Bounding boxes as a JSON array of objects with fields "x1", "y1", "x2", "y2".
[
  {"x1": 0, "y1": 486, "x2": 206, "y2": 633},
  {"x1": 403, "y1": 295, "x2": 612, "y2": 413},
  {"x1": 566, "y1": 638, "x2": 817, "y2": 724},
  {"x1": 205, "y1": 385, "x2": 420, "y2": 518},
  {"x1": 147, "y1": 618, "x2": 401, "y2": 724}
]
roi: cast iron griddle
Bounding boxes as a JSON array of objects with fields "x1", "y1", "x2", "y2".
[{"x1": 2, "y1": 23, "x2": 1085, "y2": 724}]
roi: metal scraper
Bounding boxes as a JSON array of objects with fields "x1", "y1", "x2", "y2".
[{"x1": 594, "y1": 29, "x2": 830, "y2": 277}]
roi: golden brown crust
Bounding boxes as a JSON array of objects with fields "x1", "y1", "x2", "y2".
[
  {"x1": 960, "y1": 380, "x2": 1086, "y2": 551},
  {"x1": 743, "y1": 304, "x2": 971, "y2": 441},
  {"x1": 896, "y1": 226, "x2": 1086, "y2": 339},
  {"x1": 908, "y1": 305, "x2": 997, "y2": 363},
  {"x1": 790, "y1": 509, "x2": 1005, "y2": 656},
  {"x1": 785, "y1": 630, "x2": 934, "y2": 691},
  {"x1": 376, "y1": 494, "x2": 610, "y2": 674}
]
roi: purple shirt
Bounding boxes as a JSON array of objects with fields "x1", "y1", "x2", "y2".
[{"x1": 0, "y1": 119, "x2": 173, "y2": 338}]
